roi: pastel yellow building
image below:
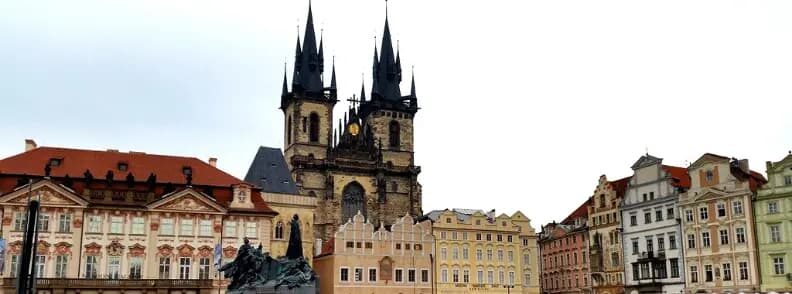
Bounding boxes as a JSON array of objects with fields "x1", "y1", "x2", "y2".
[
  {"x1": 427, "y1": 209, "x2": 540, "y2": 294},
  {"x1": 313, "y1": 212, "x2": 435, "y2": 294}
]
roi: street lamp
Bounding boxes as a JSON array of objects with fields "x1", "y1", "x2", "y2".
[{"x1": 503, "y1": 284, "x2": 515, "y2": 294}]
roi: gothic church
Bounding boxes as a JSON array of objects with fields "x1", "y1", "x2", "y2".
[{"x1": 278, "y1": 3, "x2": 422, "y2": 241}]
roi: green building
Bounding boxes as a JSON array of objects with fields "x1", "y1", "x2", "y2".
[{"x1": 755, "y1": 152, "x2": 792, "y2": 292}]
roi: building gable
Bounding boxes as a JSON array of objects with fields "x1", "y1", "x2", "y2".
[
  {"x1": 0, "y1": 179, "x2": 88, "y2": 207},
  {"x1": 147, "y1": 188, "x2": 226, "y2": 214}
]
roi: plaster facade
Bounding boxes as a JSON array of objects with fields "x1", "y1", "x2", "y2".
[
  {"x1": 755, "y1": 152, "x2": 792, "y2": 292},
  {"x1": 587, "y1": 175, "x2": 629, "y2": 294},
  {"x1": 539, "y1": 201, "x2": 590, "y2": 294}
]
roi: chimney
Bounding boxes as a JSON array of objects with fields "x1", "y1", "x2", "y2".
[
  {"x1": 208, "y1": 157, "x2": 218, "y2": 167},
  {"x1": 314, "y1": 239, "x2": 323, "y2": 256},
  {"x1": 738, "y1": 159, "x2": 750, "y2": 174},
  {"x1": 25, "y1": 139, "x2": 37, "y2": 151}
]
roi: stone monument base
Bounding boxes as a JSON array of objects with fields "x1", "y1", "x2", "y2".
[{"x1": 228, "y1": 283, "x2": 317, "y2": 294}]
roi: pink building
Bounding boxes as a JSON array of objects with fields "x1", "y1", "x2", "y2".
[{"x1": 540, "y1": 199, "x2": 591, "y2": 294}]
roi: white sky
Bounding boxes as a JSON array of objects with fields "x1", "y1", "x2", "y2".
[{"x1": 1, "y1": 0, "x2": 791, "y2": 227}]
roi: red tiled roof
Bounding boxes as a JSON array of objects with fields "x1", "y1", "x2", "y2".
[
  {"x1": 608, "y1": 176, "x2": 631, "y2": 198},
  {"x1": 562, "y1": 198, "x2": 591, "y2": 225},
  {"x1": 662, "y1": 165, "x2": 691, "y2": 189},
  {"x1": 0, "y1": 147, "x2": 242, "y2": 187}
]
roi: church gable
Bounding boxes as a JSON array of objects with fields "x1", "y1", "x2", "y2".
[
  {"x1": 148, "y1": 188, "x2": 226, "y2": 213},
  {"x1": 0, "y1": 180, "x2": 87, "y2": 207}
]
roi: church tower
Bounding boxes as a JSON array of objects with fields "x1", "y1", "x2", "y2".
[
  {"x1": 281, "y1": 2, "x2": 421, "y2": 241},
  {"x1": 281, "y1": 2, "x2": 337, "y2": 166}
]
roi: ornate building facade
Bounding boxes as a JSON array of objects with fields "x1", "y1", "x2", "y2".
[
  {"x1": 755, "y1": 152, "x2": 792, "y2": 292},
  {"x1": 679, "y1": 154, "x2": 766, "y2": 294},
  {"x1": 279, "y1": 3, "x2": 422, "y2": 241},
  {"x1": 621, "y1": 154, "x2": 689, "y2": 294},
  {"x1": 539, "y1": 200, "x2": 591, "y2": 294},
  {"x1": 426, "y1": 209, "x2": 540, "y2": 294},
  {"x1": 0, "y1": 140, "x2": 277, "y2": 294},
  {"x1": 587, "y1": 175, "x2": 629, "y2": 294},
  {"x1": 313, "y1": 213, "x2": 434, "y2": 294}
]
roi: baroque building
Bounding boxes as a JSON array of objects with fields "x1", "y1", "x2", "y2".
[
  {"x1": 679, "y1": 154, "x2": 766, "y2": 293},
  {"x1": 755, "y1": 152, "x2": 792, "y2": 292},
  {"x1": 279, "y1": 3, "x2": 422, "y2": 241},
  {"x1": 587, "y1": 175, "x2": 629, "y2": 294},
  {"x1": 313, "y1": 212, "x2": 434, "y2": 294},
  {"x1": 244, "y1": 146, "x2": 317, "y2": 265},
  {"x1": 426, "y1": 209, "x2": 540, "y2": 294},
  {"x1": 539, "y1": 200, "x2": 590, "y2": 294},
  {"x1": 0, "y1": 140, "x2": 277, "y2": 294},
  {"x1": 621, "y1": 154, "x2": 689, "y2": 294}
]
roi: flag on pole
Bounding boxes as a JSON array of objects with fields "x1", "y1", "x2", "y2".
[{"x1": 214, "y1": 243, "x2": 222, "y2": 269}]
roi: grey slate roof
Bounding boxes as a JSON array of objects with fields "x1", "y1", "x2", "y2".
[{"x1": 244, "y1": 146, "x2": 298, "y2": 194}]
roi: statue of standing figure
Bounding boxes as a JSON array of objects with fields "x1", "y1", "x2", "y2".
[{"x1": 220, "y1": 214, "x2": 317, "y2": 293}]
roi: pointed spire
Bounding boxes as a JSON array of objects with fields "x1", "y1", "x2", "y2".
[
  {"x1": 318, "y1": 28, "x2": 325, "y2": 73},
  {"x1": 371, "y1": 1, "x2": 401, "y2": 101},
  {"x1": 410, "y1": 67, "x2": 416, "y2": 98},
  {"x1": 330, "y1": 56, "x2": 337, "y2": 89},
  {"x1": 282, "y1": 63, "x2": 289, "y2": 96},
  {"x1": 292, "y1": 0, "x2": 323, "y2": 94},
  {"x1": 360, "y1": 79, "x2": 367, "y2": 102}
]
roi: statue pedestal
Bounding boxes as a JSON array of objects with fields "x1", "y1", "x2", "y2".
[{"x1": 228, "y1": 283, "x2": 317, "y2": 294}]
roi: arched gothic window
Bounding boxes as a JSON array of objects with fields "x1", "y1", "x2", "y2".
[
  {"x1": 389, "y1": 120, "x2": 400, "y2": 147},
  {"x1": 275, "y1": 221, "x2": 284, "y2": 239},
  {"x1": 342, "y1": 182, "x2": 366, "y2": 221},
  {"x1": 309, "y1": 113, "x2": 320, "y2": 143},
  {"x1": 287, "y1": 116, "x2": 293, "y2": 145}
]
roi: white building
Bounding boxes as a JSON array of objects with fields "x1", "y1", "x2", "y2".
[{"x1": 621, "y1": 155, "x2": 689, "y2": 294}]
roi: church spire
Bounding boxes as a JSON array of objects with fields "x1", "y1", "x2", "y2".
[
  {"x1": 282, "y1": 63, "x2": 289, "y2": 97},
  {"x1": 330, "y1": 56, "x2": 337, "y2": 89},
  {"x1": 410, "y1": 67, "x2": 416, "y2": 98},
  {"x1": 360, "y1": 79, "x2": 367, "y2": 102},
  {"x1": 371, "y1": 2, "x2": 402, "y2": 101},
  {"x1": 292, "y1": 0, "x2": 324, "y2": 95}
]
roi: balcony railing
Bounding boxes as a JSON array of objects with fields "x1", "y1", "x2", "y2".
[{"x1": 1, "y1": 278, "x2": 214, "y2": 289}]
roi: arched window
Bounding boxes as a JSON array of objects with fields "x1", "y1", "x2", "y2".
[
  {"x1": 309, "y1": 112, "x2": 320, "y2": 143},
  {"x1": 275, "y1": 222, "x2": 284, "y2": 239},
  {"x1": 391, "y1": 181, "x2": 398, "y2": 192},
  {"x1": 342, "y1": 182, "x2": 366, "y2": 221},
  {"x1": 389, "y1": 120, "x2": 400, "y2": 147},
  {"x1": 287, "y1": 116, "x2": 292, "y2": 145}
]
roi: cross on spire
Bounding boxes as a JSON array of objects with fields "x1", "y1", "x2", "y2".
[{"x1": 347, "y1": 95, "x2": 362, "y2": 109}]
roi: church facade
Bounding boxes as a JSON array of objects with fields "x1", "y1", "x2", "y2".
[{"x1": 279, "y1": 3, "x2": 422, "y2": 241}]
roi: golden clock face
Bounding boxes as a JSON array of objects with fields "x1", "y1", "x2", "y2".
[{"x1": 349, "y1": 123, "x2": 360, "y2": 136}]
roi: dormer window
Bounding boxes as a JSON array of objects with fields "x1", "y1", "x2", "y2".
[
  {"x1": 705, "y1": 170, "x2": 714, "y2": 183},
  {"x1": 182, "y1": 167, "x2": 192, "y2": 176},
  {"x1": 117, "y1": 162, "x2": 128, "y2": 171},
  {"x1": 237, "y1": 190, "x2": 247, "y2": 203},
  {"x1": 49, "y1": 158, "x2": 62, "y2": 167}
]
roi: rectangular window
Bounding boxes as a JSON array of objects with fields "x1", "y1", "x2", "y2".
[
  {"x1": 667, "y1": 208, "x2": 674, "y2": 220},
  {"x1": 463, "y1": 269, "x2": 470, "y2": 283},
  {"x1": 476, "y1": 233, "x2": 482, "y2": 241},
  {"x1": 396, "y1": 269, "x2": 404, "y2": 282},
  {"x1": 55, "y1": 255, "x2": 68, "y2": 278},
  {"x1": 110, "y1": 216, "x2": 124, "y2": 234},
  {"x1": 498, "y1": 250, "x2": 504, "y2": 261},
  {"x1": 736, "y1": 227, "x2": 746, "y2": 243},
  {"x1": 463, "y1": 232, "x2": 468, "y2": 240},
  {"x1": 640, "y1": 263, "x2": 650, "y2": 279},
  {"x1": 508, "y1": 251, "x2": 514, "y2": 263},
  {"x1": 159, "y1": 257, "x2": 171, "y2": 279},
  {"x1": 644, "y1": 212, "x2": 652, "y2": 224},
  {"x1": 646, "y1": 237, "x2": 654, "y2": 253},
  {"x1": 200, "y1": 220, "x2": 213, "y2": 236},
  {"x1": 739, "y1": 262, "x2": 749, "y2": 280},
  {"x1": 705, "y1": 265, "x2": 713, "y2": 282},
  {"x1": 509, "y1": 271, "x2": 515, "y2": 285},
  {"x1": 669, "y1": 234, "x2": 677, "y2": 249},
  {"x1": 770, "y1": 225, "x2": 782, "y2": 243},
  {"x1": 441, "y1": 247, "x2": 447, "y2": 260},
  {"x1": 13, "y1": 213, "x2": 27, "y2": 231},
  {"x1": 699, "y1": 207, "x2": 708, "y2": 220},
  {"x1": 180, "y1": 219, "x2": 194, "y2": 236},
  {"x1": 85, "y1": 256, "x2": 98, "y2": 278},
  {"x1": 499, "y1": 270, "x2": 505, "y2": 284},
  {"x1": 655, "y1": 209, "x2": 663, "y2": 222},
  {"x1": 717, "y1": 203, "x2": 726, "y2": 217},
  {"x1": 688, "y1": 234, "x2": 696, "y2": 249},
  {"x1": 408, "y1": 269, "x2": 416, "y2": 282},
  {"x1": 722, "y1": 263, "x2": 732, "y2": 281},
  {"x1": 440, "y1": 232, "x2": 446, "y2": 239},
  {"x1": 463, "y1": 247, "x2": 469, "y2": 260},
  {"x1": 132, "y1": 217, "x2": 145, "y2": 234},
  {"x1": 670, "y1": 258, "x2": 680, "y2": 278},
  {"x1": 58, "y1": 213, "x2": 71, "y2": 233},
  {"x1": 130, "y1": 257, "x2": 143, "y2": 279},
  {"x1": 452, "y1": 247, "x2": 459, "y2": 260},
  {"x1": 632, "y1": 239, "x2": 639, "y2": 255},
  {"x1": 497, "y1": 234, "x2": 503, "y2": 242},
  {"x1": 720, "y1": 229, "x2": 729, "y2": 245},
  {"x1": 773, "y1": 257, "x2": 785, "y2": 275},
  {"x1": 632, "y1": 264, "x2": 640, "y2": 280},
  {"x1": 486, "y1": 234, "x2": 492, "y2": 241},
  {"x1": 245, "y1": 222, "x2": 258, "y2": 238},
  {"x1": 365, "y1": 268, "x2": 375, "y2": 282},
  {"x1": 768, "y1": 201, "x2": 779, "y2": 214},
  {"x1": 690, "y1": 266, "x2": 698, "y2": 283},
  {"x1": 507, "y1": 235, "x2": 513, "y2": 242},
  {"x1": 35, "y1": 255, "x2": 46, "y2": 278},
  {"x1": 732, "y1": 200, "x2": 743, "y2": 215},
  {"x1": 88, "y1": 215, "x2": 102, "y2": 233},
  {"x1": 487, "y1": 249, "x2": 493, "y2": 261},
  {"x1": 440, "y1": 269, "x2": 447, "y2": 283},
  {"x1": 422, "y1": 269, "x2": 429, "y2": 283},
  {"x1": 785, "y1": 175, "x2": 792, "y2": 186},
  {"x1": 476, "y1": 249, "x2": 482, "y2": 260},
  {"x1": 685, "y1": 209, "x2": 694, "y2": 222},
  {"x1": 161, "y1": 218, "x2": 174, "y2": 235},
  {"x1": 37, "y1": 214, "x2": 49, "y2": 232},
  {"x1": 224, "y1": 221, "x2": 236, "y2": 237},
  {"x1": 487, "y1": 270, "x2": 494, "y2": 284},
  {"x1": 630, "y1": 215, "x2": 637, "y2": 226},
  {"x1": 452, "y1": 269, "x2": 459, "y2": 283},
  {"x1": 354, "y1": 268, "x2": 363, "y2": 282},
  {"x1": 702, "y1": 232, "x2": 711, "y2": 247},
  {"x1": 340, "y1": 268, "x2": 349, "y2": 282},
  {"x1": 657, "y1": 236, "x2": 665, "y2": 251},
  {"x1": 199, "y1": 257, "x2": 210, "y2": 279},
  {"x1": 452, "y1": 232, "x2": 458, "y2": 240},
  {"x1": 477, "y1": 270, "x2": 484, "y2": 283},
  {"x1": 107, "y1": 256, "x2": 121, "y2": 279}
]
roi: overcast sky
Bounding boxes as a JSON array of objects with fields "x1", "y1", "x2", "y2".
[{"x1": 2, "y1": 0, "x2": 792, "y2": 228}]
